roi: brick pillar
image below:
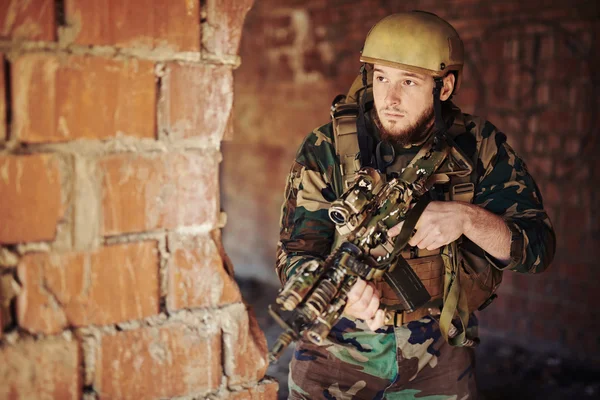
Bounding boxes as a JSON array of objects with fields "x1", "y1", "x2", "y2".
[{"x1": 0, "y1": 1, "x2": 277, "y2": 399}]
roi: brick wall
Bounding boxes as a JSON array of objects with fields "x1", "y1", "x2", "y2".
[
  {"x1": 223, "y1": 0, "x2": 600, "y2": 361},
  {"x1": 0, "y1": 1, "x2": 277, "y2": 399}
]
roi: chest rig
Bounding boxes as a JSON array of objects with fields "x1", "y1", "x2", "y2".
[{"x1": 330, "y1": 96, "x2": 478, "y2": 327}]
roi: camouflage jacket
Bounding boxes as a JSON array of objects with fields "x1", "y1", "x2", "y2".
[{"x1": 276, "y1": 109, "x2": 556, "y2": 284}]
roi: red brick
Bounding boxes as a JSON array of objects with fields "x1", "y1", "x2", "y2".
[
  {"x1": 227, "y1": 380, "x2": 279, "y2": 400},
  {"x1": 478, "y1": 310, "x2": 512, "y2": 331},
  {"x1": 564, "y1": 137, "x2": 582, "y2": 157},
  {"x1": 535, "y1": 83, "x2": 550, "y2": 105},
  {"x1": 161, "y1": 63, "x2": 233, "y2": 141},
  {"x1": 537, "y1": 110, "x2": 573, "y2": 134},
  {"x1": 168, "y1": 235, "x2": 241, "y2": 311},
  {"x1": 544, "y1": 134, "x2": 561, "y2": 154},
  {"x1": 526, "y1": 156, "x2": 553, "y2": 179},
  {"x1": 65, "y1": 0, "x2": 200, "y2": 51},
  {"x1": 224, "y1": 307, "x2": 268, "y2": 386},
  {"x1": 513, "y1": 316, "x2": 530, "y2": 336},
  {"x1": 263, "y1": 14, "x2": 296, "y2": 48},
  {"x1": 540, "y1": 182, "x2": 563, "y2": 206},
  {"x1": 12, "y1": 54, "x2": 156, "y2": 143},
  {"x1": 557, "y1": 302, "x2": 588, "y2": 327},
  {"x1": 553, "y1": 160, "x2": 574, "y2": 181},
  {"x1": 0, "y1": 0, "x2": 55, "y2": 41},
  {"x1": 17, "y1": 242, "x2": 160, "y2": 334},
  {"x1": 581, "y1": 187, "x2": 594, "y2": 209},
  {"x1": 559, "y1": 263, "x2": 591, "y2": 282},
  {"x1": 538, "y1": 34, "x2": 555, "y2": 60},
  {"x1": 526, "y1": 297, "x2": 557, "y2": 321},
  {"x1": 559, "y1": 205, "x2": 590, "y2": 233},
  {"x1": 95, "y1": 323, "x2": 221, "y2": 399},
  {"x1": 540, "y1": 58, "x2": 582, "y2": 82},
  {"x1": 531, "y1": 319, "x2": 561, "y2": 343},
  {"x1": 453, "y1": 85, "x2": 478, "y2": 110},
  {"x1": 203, "y1": 0, "x2": 254, "y2": 56},
  {"x1": 564, "y1": 281, "x2": 594, "y2": 305},
  {"x1": 100, "y1": 152, "x2": 219, "y2": 235},
  {"x1": 0, "y1": 336, "x2": 81, "y2": 399},
  {"x1": 0, "y1": 154, "x2": 63, "y2": 243},
  {"x1": 523, "y1": 132, "x2": 535, "y2": 152},
  {"x1": 575, "y1": 110, "x2": 594, "y2": 133},
  {"x1": 555, "y1": 261, "x2": 571, "y2": 279}
]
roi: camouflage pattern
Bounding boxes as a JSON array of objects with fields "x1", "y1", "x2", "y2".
[
  {"x1": 289, "y1": 316, "x2": 478, "y2": 399},
  {"x1": 276, "y1": 105, "x2": 556, "y2": 398}
]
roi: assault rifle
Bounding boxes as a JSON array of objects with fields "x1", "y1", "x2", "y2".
[{"x1": 267, "y1": 130, "x2": 473, "y2": 362}]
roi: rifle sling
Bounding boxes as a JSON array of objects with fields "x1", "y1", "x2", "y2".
[{"x1": 394, "y1": 195, "x2": 432, "y2": 250}]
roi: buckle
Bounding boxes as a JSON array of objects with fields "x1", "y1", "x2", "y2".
[
  {"x1": 394, "y1": 311, "x2": 405, "y2": 326},
  {"x1": 383, "y1": 307, "x2": 434, "y2": 326},
  {"x1": 384, "y1": 310, "x2": 405, "y2": 327},
  {"x1": 450, "y1": 182, "x2": 474, "y2": 202}
]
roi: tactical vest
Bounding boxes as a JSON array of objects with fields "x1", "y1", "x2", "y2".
[{"x1": 330, "y1": 84, "x2": 502, "y2": 346}]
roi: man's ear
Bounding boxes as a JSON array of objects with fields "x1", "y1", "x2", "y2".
[{"x1": 440, "y1": 73, "x2": 456, "y2": 101}]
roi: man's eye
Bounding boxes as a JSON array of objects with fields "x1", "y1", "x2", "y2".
[
  {"x1": 405, "y1": 80, "x2": 414, "y2": 86},
  {"x1": 375, "y1": 76, "x2": 386, "y2": 82}
]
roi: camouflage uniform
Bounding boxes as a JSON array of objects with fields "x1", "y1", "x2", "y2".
[{"x1": 276, "y1": 107, "x2": 556, "y2": 399}]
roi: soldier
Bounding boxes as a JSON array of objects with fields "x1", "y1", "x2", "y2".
[{"x1": 276, "y1": 11, "x2": 555, "y2": 399}]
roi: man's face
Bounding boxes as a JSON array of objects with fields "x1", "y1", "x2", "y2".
[{"x1": 372, "y1": 64, "x2": 435, "y2": 146}]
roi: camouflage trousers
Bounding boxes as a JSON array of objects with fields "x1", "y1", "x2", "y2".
[{"x1": 288, "y1": 316, "x2": 477, "y2": 399}]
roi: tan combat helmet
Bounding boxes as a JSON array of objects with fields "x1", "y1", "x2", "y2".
[{"x1": 360, "y1": 11, "x2": 464, "y2": 93}]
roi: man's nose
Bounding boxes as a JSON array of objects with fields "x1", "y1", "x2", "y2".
[{"x1": 384, "y1": 85, "x2": 402, "y2": 107}]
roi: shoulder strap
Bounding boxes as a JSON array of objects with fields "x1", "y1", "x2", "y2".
[
  {"x1": 330, "y1": 101, "x2": 362, "y2": 251},
  {"x1": 331, "y1": 103, "x2": 362, "y2": 191},
  {"x1": 439, "y1": 106, "x2": 482, "y2": 347},
  {"x1": 331, "y1": 69, "x2": 378, "y2": 192},
  {"x1": 446, "y1": 105, "x2": 476, "y2": 204}
]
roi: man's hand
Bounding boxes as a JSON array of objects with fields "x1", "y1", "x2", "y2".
[
  {"x1": 344, "y1": 278, "x2": 386, "y2": 331},
  {"x1": 387, "y1": 200, "x2": 511, "y2": 262},
  {"x1": 388, "y1": 201, "x2": 467, "y2": 250}
]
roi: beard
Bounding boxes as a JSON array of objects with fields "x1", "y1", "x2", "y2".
[{"x1": 373, "y1": 104, "x2": 435, "y2": 147}]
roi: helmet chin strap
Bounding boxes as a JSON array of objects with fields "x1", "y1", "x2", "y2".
[
  {"x1": 432, "y1": 77, "x2": 446, "y2": 133},
  {"x1": 357, "y1": 64, "x2": 375, "y2": 168}
]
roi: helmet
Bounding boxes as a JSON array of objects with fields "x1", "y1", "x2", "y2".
[{"x1": 360, "y1": 11, "x2": 464, "y2": 92}]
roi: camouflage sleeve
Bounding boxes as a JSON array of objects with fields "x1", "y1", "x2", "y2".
[
  {"x1": 473, "y1": 121, "x2": 556, "y2": 274},
  {"x1": 275, "y1": 123, "x2": 340, "y2": 284}
]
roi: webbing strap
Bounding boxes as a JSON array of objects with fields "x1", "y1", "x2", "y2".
[
  {"x1": 394, "y1": 196, "x2": 431, "y2": 250},
  {"x1": 433, "y1": 78, "x2": 446, "y2": 133},
  {"x1": 439, "y1": 242, "x2": 472, "y2": 347},
  {"x1": 332, "y1": 106, "x2": 361, "y2": 190},
  {"x1": 357, "y1": 66, "x2": 375, "y2": 168}
]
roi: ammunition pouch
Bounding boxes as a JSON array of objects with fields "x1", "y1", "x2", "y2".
[
  {"x1": 377, "y1": 254, "x2": 445, "y2": 326},
  {"x1": 376, "y1": 254, "x2": 444, "y2": 309},
  {"x1": 458, "y1": 240, "x2": 503, "y2": 313}
]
